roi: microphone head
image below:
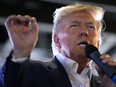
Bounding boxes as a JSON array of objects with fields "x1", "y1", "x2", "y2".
[{"x1": 84, "y1": 44, "x2": 98, "y2": 58}]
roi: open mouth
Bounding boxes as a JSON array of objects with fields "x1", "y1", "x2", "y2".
[{"x1": 77, "y1": 41, "x2": 89, "y2": 47}]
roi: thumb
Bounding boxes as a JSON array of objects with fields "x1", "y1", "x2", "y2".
[{"x1": 95, "y1": 65, "x2": 105, "y2": 78}]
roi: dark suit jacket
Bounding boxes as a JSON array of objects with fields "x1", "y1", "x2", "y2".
[{"x1": 0, "y1": 52, "x2": 101, "y2": 87}]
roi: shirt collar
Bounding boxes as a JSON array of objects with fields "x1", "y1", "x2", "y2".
[
  {"x1": 56, "y1": 53, "x2": 98, "y2": 79},
  {"x1": 56, "y1": 53, "x2": 78, "y2": 76}
]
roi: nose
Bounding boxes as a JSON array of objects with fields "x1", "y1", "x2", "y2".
[
  {"x1": 78, "y1": 26, "x2": 88, "y2": 37},
  {"x1": 78, "y1": 31, "x2": 87, "y2": 37}
]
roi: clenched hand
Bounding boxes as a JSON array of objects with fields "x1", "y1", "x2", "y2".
[{"x1": 5, "y1": 15, "x2": 39, "y2": 58}]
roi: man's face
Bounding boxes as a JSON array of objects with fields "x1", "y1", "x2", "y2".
[{"x1": 54, "y1": 12, "x2": 100, "y2": 62}]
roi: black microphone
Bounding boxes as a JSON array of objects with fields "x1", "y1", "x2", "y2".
[{"x1": 84, "y1": 44, "x2": 116, "y2": 83}]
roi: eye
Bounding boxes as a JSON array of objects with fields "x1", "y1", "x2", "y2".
[
  {"x1": 87, "y1": 24, "x2": 95, "y2": 30},
  {"x1": 70, "y1": 23, "x2": 80, "y2": 28}
]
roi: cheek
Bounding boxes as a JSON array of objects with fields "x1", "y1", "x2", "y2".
[
  {"x1": 60, "y1": 33, "x2": 75, "y2": 49},
  {"x1": 60, "y1": 34, "x2": 72, "y2": 45},
  {"x1": 92, "y1": 34, "x2": 100, "y2": 48}
]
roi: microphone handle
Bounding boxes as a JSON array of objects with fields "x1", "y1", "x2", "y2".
[{"x1": 90, "y1": 51, "x2": 116, "y2": 83}]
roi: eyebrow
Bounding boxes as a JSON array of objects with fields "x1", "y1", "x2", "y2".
[
  {"x1": 70, "y1": 20, "x2": 94, "y2": 25},
  {"x1": 70, "y1": 21, "x2": 80, "y2": 24}
]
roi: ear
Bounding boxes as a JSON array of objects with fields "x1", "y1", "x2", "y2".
[{"x1": 54, "y1": 34, "x2": 61, "y2": 48}]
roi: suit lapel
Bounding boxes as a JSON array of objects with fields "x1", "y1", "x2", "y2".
[
  {"x1": 45, "y1": 57, "x2": 102, "y2": 87},
  {"x1": 90, "y1": 75, "x2": 101, "y2": 87},
  {"x1": 45, "y1": 57, "x2": 72, "y2": 87}
]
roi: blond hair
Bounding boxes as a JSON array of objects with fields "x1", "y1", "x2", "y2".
[{"x1": 52, "y1": 3, "x2": 105, "y2": 56}]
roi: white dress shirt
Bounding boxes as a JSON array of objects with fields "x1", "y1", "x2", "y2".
[{"x1": 56, "y1": 53, "x2": 98, "y2": 87}]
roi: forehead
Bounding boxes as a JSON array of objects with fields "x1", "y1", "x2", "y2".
[
  {"x1": 63, "y1": 12, "x2": 96, "y2": 23},
  {"x1": 56, "y1": 11, "x2": 101, "y2": 32}
]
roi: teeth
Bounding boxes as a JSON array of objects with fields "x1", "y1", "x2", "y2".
[{"x1": 79, "y1": 44, "x2": 86, "y2": 47}]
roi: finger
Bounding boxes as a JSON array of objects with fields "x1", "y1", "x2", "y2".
[
  {"x1": 5, "y1": 15, "x2": 24, "y2": 28},
  {"x1": 14, "y1": 15, "x2": 29, "y2": 26},
  {"x1": 102, "y1": 58, "x2": 113, "y2": 63},
  {"x1": 107, "y1": 60, "x2": 116, "y2": 66},
  {"x1": 12, "y1": 15, "x2": 34, "y2": 33},
  {"x1": 95, "y1": 65, "x2": 104, "y2": 76},
  {"x1": 24, "y1": 15, "x2": 33, "y2": 21},
  {"x1": 100, "y1": 54, "x2": 111, "y2": 63},
  {"x1": 100, "y1": 54, "x2": 110, "y2": 59},
  {"x1": 13, "y1": 15, "x2": 24, "y2": 25},
  {"x1": 29, "y1": 17, "x2": 39, "y2": 34},
  {"x1": 23, "y1": 15, "x2": 34, "y2": 27},
  {"x1": 5, "y1": 15, "x2": 16, "y2": 28},
  {"x1": 100, "y1": 54, "x2": 116, "y2": 66}
]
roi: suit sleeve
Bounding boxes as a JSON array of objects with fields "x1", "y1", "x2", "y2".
[
  {"x1": 0, "y1": 67, "x2": 4, "y2": 87},
  {"x1": 1, "y1": 51, "x2": 29, "y2": 87}
]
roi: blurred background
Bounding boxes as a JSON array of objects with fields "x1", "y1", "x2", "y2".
[{"x1": 0, "y1": 0, "x2": 116, "y2": 66}]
